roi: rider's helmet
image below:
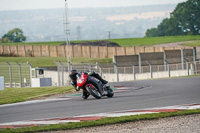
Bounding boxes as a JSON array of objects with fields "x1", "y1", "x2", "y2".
[{"x1": 69, "y1": 69, "x2": 78, "y2": 80}]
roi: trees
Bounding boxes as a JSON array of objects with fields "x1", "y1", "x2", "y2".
[
  {"x1": 172, "y1": 0, "x2": 200, "y2": 35},
  {"x1": 2, "y1": 28, "x2": 26, "y2": 43},
  {"x1": 145, "y1": 0, "x2": 200, "y2": 37}
]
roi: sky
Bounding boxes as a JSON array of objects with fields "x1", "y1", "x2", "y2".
[{"x1": 0, "y1": 0, "x2": 187, "y2": 11}]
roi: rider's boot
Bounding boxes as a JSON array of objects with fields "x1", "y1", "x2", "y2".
[{"x1": 82, "y1": 90, "x2": 90, "y2": 99}]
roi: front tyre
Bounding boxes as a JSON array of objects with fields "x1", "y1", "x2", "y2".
[{"x1": 86, "y1": 85, "x2": 101, "y2": 99}]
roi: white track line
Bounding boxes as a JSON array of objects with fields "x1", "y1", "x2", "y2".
[
  {"x1": 0, "y1": 103, "x2": 199, "y2": 127},
  {"x1": 0, "y1": 98, "x2": 71, "y2": 108}
]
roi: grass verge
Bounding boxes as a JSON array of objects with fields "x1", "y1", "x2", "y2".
[
  {"x1": 1, "y1": 35, "x2": 200, "y2": 47},
  {"x1": 1, "y1": 109, "x2": 200, "y2": 133},
  {"x1": 0, "y1": 86, "x2": 74, "y2": 105},
  {"x1": 0, "y1": 57, "x2": 112, "y2": 67},
  {"x1": 182, "y1": 40, "x2": 200, "y2": 47},
  {"x1": 110, "y1": 35, "x2": 200, "y2": 46}
]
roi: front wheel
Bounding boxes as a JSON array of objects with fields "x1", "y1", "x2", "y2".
[{"x1": 86, "y1": 85, "x2": 101, "y2": 99}]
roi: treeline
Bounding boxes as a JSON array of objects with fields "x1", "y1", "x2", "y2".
[{"x1": 145, "y1": 0, "x2": 200, "y2": 37}]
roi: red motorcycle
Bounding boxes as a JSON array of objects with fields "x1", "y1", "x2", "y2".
[{"x1": 76, "y1": 72, "x2": 114, "y2": 99}]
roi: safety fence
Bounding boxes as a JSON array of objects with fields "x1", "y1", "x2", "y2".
[
  {"x1": 51, "y1": 60, "x2": 200, "y2": 86},
  {"x1": 0, "y1": 62, "x2": 32, "y2": 88},
  {"x1": 1, "y1": 60, "x2": 200, "y2": 88},
  {"x1": 101, "y1": 60, "x2": 200, "y2": 82}
]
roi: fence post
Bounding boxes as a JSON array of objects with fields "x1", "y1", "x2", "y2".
[
  {"x1": 96, "y1": 62, "x2": 102, "y2": 77},
  {"x1": 59, "y1": 62, "x2": 64, "y2": 86},
  {"x1": 186, "y1": 62, "x2": 189, "y2": 76},
  {"x1": 58, "y1": 66, "x2": 60, "y2": 86},
  {"x1": 163, "y1": 51, "x2": 167, "y2": 71},
  {"x1": 17, "y1": 62, "x2": 22, "y2": 88},
  {"x1": 184, "y1": 58, "x2": 189, "y2": 76},
  {"x1": 168, "y1": 64, "x2": 170, "y2": 77},
  {"x1": 192, "y1": 47, "x2": 197, "y2": 74},
  {"x1": 68, "y1": 62, "x2": 73, "y2": 71},
  {"x1": 7, "y1": 62, "x2": 12, "y2": 88},
  {"x1": 194, "y1": 61, "x2": 197, "y2": 74},
  {"x1": 130, "y1": 62, "x2": 136, "y2": 80},
  {"x1": 146, "y1": 61, "x2": 152, "y2": 79},
  {"x1": 193, "y1": 47, "x2": 197, "y2": 63},
  {"x1": 190, "y1": 63, "x2": 194, "y2": 75},
  {"x1": 113, "y1": 62, "x2": 119, "y2": 82},
  {"x1": 138, "y1": 54, "x2": 142, "y2": 73},
  {"x1": 54, "y1": 61, "x2": 60, "y2": 86},
  {"x1": 181, "y1": 48, "x2": 184, "y2": 70},
  {"x1": 165, "y1": 60, "x2": 170, "y2": 77},
  {"x1": 27, "y1": 62, "x2": 32, "y2": 87}
]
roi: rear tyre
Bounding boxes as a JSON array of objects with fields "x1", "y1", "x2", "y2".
[
  {"x1": 86, "y1": 85, "x2": 101, "y2": 99},
  {"x1": 107, "y1": 88, "x2": 114, "y2": 98}
]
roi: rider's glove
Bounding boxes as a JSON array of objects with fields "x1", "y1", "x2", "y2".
[{"x1": 71, "y1": 80, "x2": 77, "y2": 88}]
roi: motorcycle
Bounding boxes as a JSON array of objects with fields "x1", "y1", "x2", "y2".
[{"x1": 76, "y1": 72, "x2": 114, "y2": 99}]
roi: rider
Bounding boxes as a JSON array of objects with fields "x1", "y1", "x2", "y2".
[{"x1": 69, "y1": 70, "x2": 108, "y2": 99}]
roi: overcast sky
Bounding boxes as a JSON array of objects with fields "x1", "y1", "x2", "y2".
[{"x1": 0, "y1": 0, "x2": 187, "y2": 11}]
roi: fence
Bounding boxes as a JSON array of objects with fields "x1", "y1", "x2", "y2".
[
  {"x1": 53, "y1": 61, "x2": 101, "y2": 86},
  {"x1": 0, "y1": 62, "x2": 32, "y2": 88},
  {"x1": 100, "y1": 61, "x2": 200, "y2": 82},
  {"x1": 1, "y1": 60, "x2": 200, "y2": 88},
  {"x1": 42, "y1": 60, "x2": 200, "y2": 86},
  {"x1": 0, "y1": 45, "x2": 188, "y2": 58}
]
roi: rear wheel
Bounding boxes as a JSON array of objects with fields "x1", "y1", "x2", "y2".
[
  {"x1": 107, "y1": 88, "x2": 114, "y2": 97},
  {"x1": 86, "y1": 85, "x2": 101, "y2": 99}
]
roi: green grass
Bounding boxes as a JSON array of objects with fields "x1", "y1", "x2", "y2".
[
  {"x1": 0, "y1": 41, "x2": 66, "y2": 46},
  {"x1": 110, "y1": 35, "x2": 200, "y2": 46},
  {"x1": 182, "y1": 40, "x2": 200, "y2": 47},
  {"x1": 0, "y1": 57, "x2": 112, "y2": 68},
  {"x1": 0, "y1": 40, "x2": 96, "y2": 46},
  {"x1": 1, "y1": 109, "x2": 200, "y2": 133},
  {"x1": 0, "y1": 86, "x2": 74, "y2": 105},
  {"x1": 1, "y1": 35, "x2": 200, "y2": 47}
]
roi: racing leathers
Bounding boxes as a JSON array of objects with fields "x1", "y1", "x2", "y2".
[{"x1": 70, "y1": 70, "x2": 108, "y2": 99}]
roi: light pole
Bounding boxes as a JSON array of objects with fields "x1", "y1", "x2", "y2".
[
  {"x1": 64, "y1": 0, "x2": 71, "y2": 63},
  {"x1": 77, "y1": 26, "x2": 81, "y2": 40},
  {"x1": 107, "y1": 31, "x2": 111, "y2": 40}
]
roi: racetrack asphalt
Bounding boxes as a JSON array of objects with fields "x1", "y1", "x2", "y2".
[{"x1": 0, "y1": 76, "x2": 200, "y2": 124}]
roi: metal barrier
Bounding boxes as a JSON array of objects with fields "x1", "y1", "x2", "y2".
[
  {"x1": 52, "y1": 60, "x2": 200, "y2": 85},
  {"x1": 0, "y1": 62, "x2": 32, "y2": 88},
  {"x1": 100, "y1": 60, "x2": 200, "y2": 82},
  {"x1": 2, "y1": 60, "x2": 199, "y2": 88}
]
